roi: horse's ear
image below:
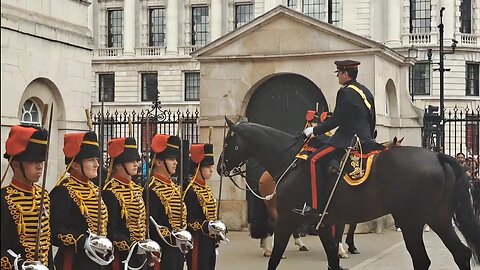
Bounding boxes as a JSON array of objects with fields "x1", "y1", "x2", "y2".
[
  {"x1": 237, "y1": 115, "x2": 247, "y2": 122},
  {"x1": 393, "y1": 137, "x2": 398, "y2": 145},
  {"x1": 398, "y1": 137, "x2": 405, "y2": 145},
  {"x1": 225, "y1": 116, "x2": 235, "y2": 129}
]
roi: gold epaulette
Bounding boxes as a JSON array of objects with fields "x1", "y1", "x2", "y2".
[
  {"x1": 4, "y1": 184, "x2": 51, "y2": 265},
  {"x1": 104, "y1": 178, "x2": 146, "y2": 242}
]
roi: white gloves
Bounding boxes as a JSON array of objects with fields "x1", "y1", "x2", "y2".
[{"x1": 303, "y1": 127, "x2": 314, "y2": 137}]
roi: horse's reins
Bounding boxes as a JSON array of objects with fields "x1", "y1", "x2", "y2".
[{"x1": 224, "y1": 134, "x2": 307, "y2": 200}]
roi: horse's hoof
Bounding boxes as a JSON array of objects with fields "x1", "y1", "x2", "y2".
[
  {"x1": 328, "y1": 267, "x2": 349, "y2": 270},
  {"x1": 339, "y1": 253, "x2": 349, "y2": 259},
  {"x1": 299, "y1": 245, "x2": 309, "y2": 251},
  {"x1": 263, "y1": 250, "x2": 272, "y2": 257},
  {"x1": 281, "y1": 255, "x2": 286, "y2": 259}
]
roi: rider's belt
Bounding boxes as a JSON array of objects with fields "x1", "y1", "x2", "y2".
[{"x1": 347, "y1": 85, "x2": 372, "y2": 110}]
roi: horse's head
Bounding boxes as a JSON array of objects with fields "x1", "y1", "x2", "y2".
[{"x1": 217, "y1": 117, "x2": 250, "y2": 177}]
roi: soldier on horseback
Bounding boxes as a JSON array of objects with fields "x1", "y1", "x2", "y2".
[{"x1": 296, "y1": 60, "x2": 376, "y2": 217}]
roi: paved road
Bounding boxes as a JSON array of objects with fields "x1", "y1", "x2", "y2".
[{"x1": 215, "y1": 229, "x2": 480, "y2": 270}]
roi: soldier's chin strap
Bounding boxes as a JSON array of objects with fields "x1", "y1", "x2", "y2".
[
  {"x1": 163, "y1": 160, "x2": 174, "y2": 176},
  {"x1": 19, "y1": 162, "x2": 34, "y2": 184}
]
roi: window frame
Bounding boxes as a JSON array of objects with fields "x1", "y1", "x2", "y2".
[
  {"x1": 466, "y1": 62, "x2": 479, "y2": 96},
  {"x1": 409, "y1": 0, "x2": 431, "y2": 34},
  {"x1": 409, "y1": 62, "x2": 431, "y2": 96},
  {"x1": 107, "y1": 9, "x2": 124, "y2": 48},
  {"x1": 184, "y1": 72, "x2": 200, "y2": 101},
  {"x1": 149, "y1": 7, "x2": 166, "y2": 47},
  {"x1": 141, "y1": 72, "x2": 159, "y2": 102},
  {"x1": 99, "y1": 73, "x2": 115, "y2": 102},
  {"x1": 302, "y1": 0, "x2": 327, "y2": 21},
  {"x1": 191, "y1": 5, "x2": 210, "y2": 46},
  {"x1": 234, "y1": 2, "x2": 254, "y2": 29},
  {"x1": 20, "y1": 99, "x2": 41, "y2": 126},
  {"x1": 459, "y1": 0, "x2": 472, "y2": 34}
]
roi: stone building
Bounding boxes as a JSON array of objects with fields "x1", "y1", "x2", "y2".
[{"x1": 1, "y1": 0, "x2": 93, "y2": 190}]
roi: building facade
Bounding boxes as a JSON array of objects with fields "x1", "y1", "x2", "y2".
[
  {"x1": 89, "y1": 0, "x2": 479, "y2": 228},
  {"x1": 1, "y1": 0, "x2": 93, "y2": 190}
]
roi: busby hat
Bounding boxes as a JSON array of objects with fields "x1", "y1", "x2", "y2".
[
  {"x1": 334, "y1": 60, "x2": 361, "y2": 72},
  {"x1": 107, "y1": 137, "x2": 140, "y2": 165},
  {"x1": 63, "y1": 131, "x2": 100, "y2": 165},
  {"x1": 151, "y1": 134, "x2": 180, "y2": 160},
  {"x1": 305, "y1": 110, "x2": 320, "y2": 124},
  {"x1": 4, "y1": 125, "x2": 48, "y2": 162},
  {"x1": 190, "y1": 143, "x2": 214, "y2": 167}
]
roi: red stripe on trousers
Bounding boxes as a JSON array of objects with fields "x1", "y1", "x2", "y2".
[
  {"x1": 192, "y1": 233, "x2": 200, "y2": 270},
  {"x1": 154, "y1": 259, "x2": 160, "y2": 270},
  {"x1": 63, "y1": 249, "x2": 73, "y2": 270},
  {"x1": 309, "y1": 146, "x2": 336, "y2": 209},
  {"x1": 112, "y1": 254, "x2": 120, "y2": 270}
]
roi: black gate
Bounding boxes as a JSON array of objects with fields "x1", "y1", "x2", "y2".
[{"x1": 245, "y1": 73, "x2": 327, "y2": 237}]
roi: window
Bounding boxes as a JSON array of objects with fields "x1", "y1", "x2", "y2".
[
  {"x1": 21, "y1": 99, "x2": 41, "y2": 126},
  {"x1": 141, "y1": 73, "x2": 158, "y2": 101},
  {"x1": 191, "y1": 6, "x2": 209, "y2": 46},
  {"x1": 303, "y1": 0, "x2": 326, "y2": 21},
  {"x1": 99, "y1": 74, "x2": 115, "y2": 102},
  {"x1": 107, "y1": 10, "x2": 123, "y2": 47},
  {"x1": 409, "y1": 62, "x2": 430, "y2": 95},
  {"x1": 409, "y1": 0, "x2": 431, "y2": 33},
  {"x1": 287, "y1": 0, "x2": 297, "y2": 8},
  {"x1": 302, "y1": 0, "x2": 338, "y2": 24},
  {"x1": 149, "y1": 8, "x2": 166, "y2": 46},
  {"x1": 460, "y1": 0, "x2": 472, "y2": 33},
  {"x1": 466, "y1": 63, "x2": 479, "y2": 96},
  {"x1": 235, "y1": 3, "x2": 254, "y2": 29},
  {"x1": 185, "y1": 72, "x2": 200, "y2": 101}
]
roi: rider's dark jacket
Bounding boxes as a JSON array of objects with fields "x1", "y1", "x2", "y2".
[{"x1": 312, "y1": 79, "x2": 375, "y2": 148}]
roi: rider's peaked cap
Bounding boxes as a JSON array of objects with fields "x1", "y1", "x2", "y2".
[
  {"x1": 305, "y1": 110, "x2": 320, "y2": 124},
  {"x1": 150, "y1": 134, "x2": 180, "y2": 160},
  {"x1": 4, "y1": 125, "x2": 48, "y2": 162},
  {"x1": 190, "y1": 143, "x2": 214, "y2": 167},
  {"x1": 334, "y1": 60, "x2": 360, "y2": 72},
  {"x1": 107, "y1": 137, "x2": 140, "y2": 164},
  {"x1": 63, "y1": 131, "x2": 100, "y2": 165}
]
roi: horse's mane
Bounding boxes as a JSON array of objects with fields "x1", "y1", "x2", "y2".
[{"x1": 235, "y1": 122, "x2": 298, "y2": 145}]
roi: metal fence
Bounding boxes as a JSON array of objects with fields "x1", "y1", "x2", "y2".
[{"x1": 422, "y1": 105, "x2": 479, "y2": 180}]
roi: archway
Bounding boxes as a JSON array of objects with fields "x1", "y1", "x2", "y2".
[{"x1": 244, "y1": 73, "x2": 327, "y2": 238}]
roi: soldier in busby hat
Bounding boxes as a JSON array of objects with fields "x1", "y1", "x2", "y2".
[
  {"x1": 1, "y1": 125, "x2": 53, "y2": 270},
  {"x1": 50, "y1": 131, "x2": 114, "y2": 270},
  {"x1": 183, "y1": 143, "x2": 228, "y2": 270},
  {"x1": 147, "y1": 134, "x2": 190, "y2": 270},
  {"x1": 298, "y1": 60, "x2": 376, "y2": 217},
  {"x1": 103, "y1": 137, "x2": 160, "y2": 270}
]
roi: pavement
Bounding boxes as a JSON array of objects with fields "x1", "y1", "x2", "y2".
[{"x1": 214, "y1": 229, "x2": 480, "y2": 270}]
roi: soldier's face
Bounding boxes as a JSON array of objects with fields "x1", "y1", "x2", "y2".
[
  {"x1": 14, "y1": 161, "x2": 44, "y2": 183},
  {"x1": 200, "y1": 165, "x2": 214, "y2": 180},
  {"x1": 81, "y1": 157, "x2": 99, "y2": 179},
  {"x1": 123, "y1": 160, "x2": 139, "y2": 176},
  {"x1": 337, "y1": 70, "x2": 349, "y2": 85}
]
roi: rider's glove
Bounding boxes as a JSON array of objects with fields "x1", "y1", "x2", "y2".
[{"x1": 303, "y1": 127, "x2": 314, "y2": 137}]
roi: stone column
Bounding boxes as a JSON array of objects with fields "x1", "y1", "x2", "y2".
[
  {"x1": 166, "y1": 0, "x2": 179, "y2": 54},
  {"x1": 123, "y1": 0, "x2": 135, "y2": 55},
  {"x1": 385, "y1": 0, "x2": 401, "y2": 47},
  {"x1": 211, "y1": 0, "x2": 223, "y2": 41}
]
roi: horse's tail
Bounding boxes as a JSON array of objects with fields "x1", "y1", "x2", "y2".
[{"x1": 438, "y1": 153, "x2": 480, "y2": 263}]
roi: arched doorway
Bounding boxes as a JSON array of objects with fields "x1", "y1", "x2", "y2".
[{"x1": 244, "y1": 73, "x2": 327, "y2": 238}]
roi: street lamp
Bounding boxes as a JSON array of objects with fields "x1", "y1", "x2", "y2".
[
  {"x1": 423, "y1": 7, "x2": 457, "y2": 152},
  {"x1": 408, "y1": 45, "x2": 418, "y2": 102}
]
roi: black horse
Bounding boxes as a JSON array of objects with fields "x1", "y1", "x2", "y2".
[{"x1": 218, "y1": 119, "x2": 480, "y2": 270}]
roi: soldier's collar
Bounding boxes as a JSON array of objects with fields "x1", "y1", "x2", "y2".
[
  {"x1": 112, "y1": 173, "x2": 131, "y2": 185},
  {"x1": 69, "y1": 170, "x2": 90, "y2": 184},
  {"x1": 10, "y1": 177, "x2": 34, "y2": 193},
  {"x1": 153, "y1": 172, "x2": 171, "y2": 184},
  {"x1": 194, "y1": 176, "x2": 206, "y2": 187}
]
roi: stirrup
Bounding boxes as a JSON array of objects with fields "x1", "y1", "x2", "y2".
[{"x1": 291, "y1": 203, "x2": 324, "y2": 217}]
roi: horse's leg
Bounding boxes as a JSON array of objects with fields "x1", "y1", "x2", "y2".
[
  {"x1": 346, "y1": 223, "x2": 359, "y2": 254},
  {"x1": 400, "y1": 223, "x2": 431, "y2": 270},
  {"x1": 429, "y1": 219, "x2": 472, "y2": 269},
  {"x1": 318, "y1": 225, "x2": 346, "y2": 270},
  {"x1": 292, "y1": 230, "x2": 309, "y2": 251},
  {"x1": 260, "y1": 236, "x2": 273, "y2": 257},
  {"x1": 267, "y1": 218, "x2": 293, "y2": 270},
  {"x1": 335, "y1": 224, "x2": 349, "y2": 259}
]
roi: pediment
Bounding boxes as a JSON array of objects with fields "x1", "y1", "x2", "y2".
[{"x1": 193, "y1": 5, "x2": 389, "y2": 59}]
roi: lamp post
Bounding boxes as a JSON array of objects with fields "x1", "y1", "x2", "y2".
[
  {"x1": 427, "y1": 7, "x2": 457, "y2": 152},
  {"x1": 408, "y1": 45, "x2": 419, "y2": 102}
]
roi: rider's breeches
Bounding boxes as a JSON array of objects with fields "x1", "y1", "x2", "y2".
[{"x1": 309, "y1": 145, "x2": 337, "y2": 209}]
